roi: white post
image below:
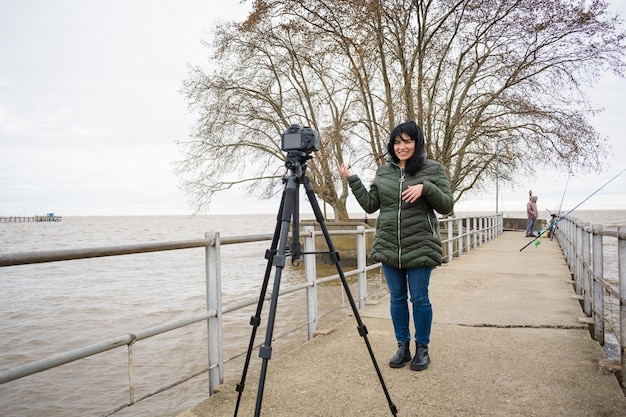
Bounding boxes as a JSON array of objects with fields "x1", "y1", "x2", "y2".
[
  {"x1": 357, "y1": 226, "x2": 367, "y2": 308},
  {"x1": 457, "y1": 218, "x2": 463, "y2": 257},
  {"x1": 473, "y1": 217, "x2": 478, "y2": 249},
  {"x1": 618, "y1": 226, "x2": 626, "y2": 374},
  {"x1": 447, "y1": 218, "x2": 454, "y2": 262},
  {"x1": 303, "y1": 226, "x2": 318, "y2": 340},
  {"x1": 582, "y1": 224, "x2": 591, "y2": 316},
  {"x1": 575, "y1": 220, "x2": 583, "y2": 295},
  {"x1": 496, "y1": 141, "x2": 500, "y2": 214},
  {"x1": 465, "y1": 218, "x2": 470, "y2": 253},
  {"x1": 205, "y1": 232, "x2": 223, "y2": 394},
  {"x1": 591, "y1": 224, "x2": 604, "y2": 344}
]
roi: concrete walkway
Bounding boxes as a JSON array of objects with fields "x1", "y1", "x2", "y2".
[{"x1": 178, "y1": 231, "x2": 626, "y2": 416}]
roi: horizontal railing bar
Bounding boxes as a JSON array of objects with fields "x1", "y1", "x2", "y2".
[
  {"x1": 0, "y1": 309, "x2": 218, "y2": 384},
  {"x1": 0, "y1": 219, "x2": 495, "y2": 268},
  {"x1": 0, "y1": 239, "x2": 215, "y2": 267},
  {"x1": 133, "y1": 310, "x2": 218, "y2": 340},
  {"x1": 0, "y1": 335, "x2": 131, "y2": 384},
  {"x1": 0, "y1": 234, "x2": 287, "y2": 267},
  {"x1": 598, "y1": 277, "x2": 620, "y2": 299},
  {"x1": 0, "y1": 229, "x2": 379, "y2": 267}
]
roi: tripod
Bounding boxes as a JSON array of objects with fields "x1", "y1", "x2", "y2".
[{"x1": 233, "y1": 151, "x2": 397, "y2": 416}]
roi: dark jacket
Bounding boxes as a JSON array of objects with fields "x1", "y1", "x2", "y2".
[{"x1": 347, "y1": 159, "x2": 454, "y2": 269}]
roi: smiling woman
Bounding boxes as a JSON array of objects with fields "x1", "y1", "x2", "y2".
[{"x1": 339, "y1": 120, "x2": 454, "y2": 371}]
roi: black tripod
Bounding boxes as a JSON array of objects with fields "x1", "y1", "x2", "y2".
[{"x1": 233, "y1": 151, "x2": 397, "y2": 416}]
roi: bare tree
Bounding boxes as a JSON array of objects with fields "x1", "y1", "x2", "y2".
[
  {"x1": 177, "y1": 0, "x2": 625, "y2": 218},
  {"x1": 176, "y1": 15, "x2": 363, "y2": 218}
]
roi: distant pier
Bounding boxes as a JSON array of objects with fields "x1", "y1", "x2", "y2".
[{"x1": 1, "y1": 215, "x2": 62, "y2": 223}]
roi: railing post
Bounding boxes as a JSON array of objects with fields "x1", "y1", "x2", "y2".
[
  {"x1": 457, "y1": 218, "x2": 463, "y2": 257},
  {"x1": 356, "y1": 226, "x2": 367, "y2": 309},
  {"x1": 618, "y1": 226, "x2": 626, "y2": 374},
  {"x1": 575, "y1": 220, "x2": 583, "y2": 295},
  {"x1": 493, "y1": 215, "x2": 497, "y2": 238},
  {"x1": 447, "y1": 218, "x2": 454, "y2": 263},
  {"x1": 465, "y1": 217, "x2": 471, "y2": 253},
  {"x1": 484, "y1": 217, "x2": 488, "y2": 242},
  {"x1": 568, "y1": 219, "x2": 575, "y2": 279},
  {"x1": 474, "y1": 217, "x2": 478, "y2": 246},
  {"x1": 485, "y1": 217, "x2": 491, "y2": 242},
  {"x1": 473, "y1": 217, "x2": 478, "y2": 249},
  {"x1": 205, "y1": 232, "x2": 223, "y2": 394},
  {"x1": 591, "y1": 224, "x2": 604, "y2": 344},
  {"x1": 303, "y1": 226, "x2": 318, "y2": 340},
  {"x1": 479, "y1": 217, "x2": 484, "y2": 246},
  {"x1": 582, "y1": 224, "x2": 591, "y2": 316}
]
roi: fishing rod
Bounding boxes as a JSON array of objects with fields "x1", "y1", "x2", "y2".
[
  {"x1": 540, "y1": 174, "x2": 571, "y2": 241},
  {"x1": 520, "y1": 168, "x2": 625, "y2": 252},
  {"x1": 555, "y1": 174, "x2": 570, "y2": 216}
]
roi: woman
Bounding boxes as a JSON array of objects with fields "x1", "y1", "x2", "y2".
[{"x1": 338, "y1": 121, "x2": 454, "y2": 371}]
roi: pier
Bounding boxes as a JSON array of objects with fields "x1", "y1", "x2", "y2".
[
  {"x1": 0, "y1": 214, "x2": 62, "y2": 223},
  {"x1": 178, "y1": 231, "x2": 626, "y2": 417}
]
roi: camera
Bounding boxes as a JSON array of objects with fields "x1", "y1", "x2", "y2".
[{"x1": 281, "y1": 123, "x2": 319, "y2": 153}]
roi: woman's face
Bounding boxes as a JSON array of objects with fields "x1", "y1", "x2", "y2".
[{"x1": 393, "y1": 133, "x2": 415, "y2": 167}]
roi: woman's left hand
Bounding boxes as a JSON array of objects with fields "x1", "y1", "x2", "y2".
[{"x1": 401, "y1": 184, "x2": 424, "y2": 203}]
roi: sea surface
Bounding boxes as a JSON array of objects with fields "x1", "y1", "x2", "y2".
[
  {"x1": 0, "y1": 214, "x2": 384, "y2": 417},
  {"x1": 0, "y1": 210, "x2": 624, "y2": 417}
]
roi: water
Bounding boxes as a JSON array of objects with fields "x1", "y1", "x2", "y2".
[
  {"x1": 0, "y1": 214, "x2": 385, "y2": 417},
  {"x1": 1, "y1": 211, "x2": 624, "y2": 416}
]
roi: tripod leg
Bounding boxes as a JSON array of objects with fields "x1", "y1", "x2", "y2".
[
  {"x1": 253, "y1": 175, "x2": 298, "y2": 417},
  {"x1": 233, "y1": 186, "x2": 287, "y2": 416},
  {"x1": 302, "y1": 176, "x2": 398, "y2": 416}
]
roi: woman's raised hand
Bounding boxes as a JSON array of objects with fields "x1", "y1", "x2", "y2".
[{"x1": 338, "y1": 163, "x2": 353, "y2": 178}]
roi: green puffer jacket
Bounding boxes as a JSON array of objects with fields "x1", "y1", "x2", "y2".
[{"x1": 347, "y1": 159, "x2": 454, "y2": 269}]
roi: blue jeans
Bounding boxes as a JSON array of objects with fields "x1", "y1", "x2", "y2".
[
  {"x1": 526, "y1": 219, "x2": 536, "y2": 236},
  {"x1": 382, "y1": 264, "x2": 433, "y2": 345}
]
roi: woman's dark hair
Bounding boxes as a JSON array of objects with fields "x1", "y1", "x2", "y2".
[{"x1": 387, "y1": 121, "x2": 426, "y2": 176}]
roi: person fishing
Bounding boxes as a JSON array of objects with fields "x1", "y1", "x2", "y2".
[
  {"x1": 526, "y1": 192, "x2": 538, "y2": 238},
  {"x1": 338, "y1": 121, "x2": 454, "y2": 371},
  {"x1": 520, "y1": 168, "x2": 625, "y2": 251}
]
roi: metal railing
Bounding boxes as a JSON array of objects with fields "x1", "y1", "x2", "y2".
[
  {"x1": 0, "y1": 213, "x2": 502, "y2": 416},
  {"x1": 552, "y1": 216, "x2": 626, "y2": 378}
]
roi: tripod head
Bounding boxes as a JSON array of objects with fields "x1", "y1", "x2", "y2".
[{"x1": 284, "y1": 151, "x2": 313, "y2": 181}]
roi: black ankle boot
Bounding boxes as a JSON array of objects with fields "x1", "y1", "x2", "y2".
[
  {"x1": 389, "y1": 341, "x2": 411, "y2": 368},
  {"x1": 411, "y1": 343, "x2": 430, "y2": 371}
]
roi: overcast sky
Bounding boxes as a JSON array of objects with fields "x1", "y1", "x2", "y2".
[{"x1": 1, "y1": 0, "x2": 625, "y2": 217}]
